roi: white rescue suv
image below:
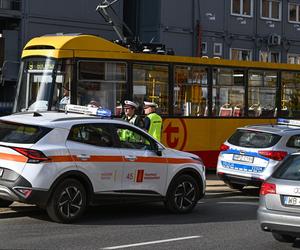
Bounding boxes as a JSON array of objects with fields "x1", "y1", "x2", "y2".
[{"x1": 0, "y1": 106, "x2": 205, "y2": 223}]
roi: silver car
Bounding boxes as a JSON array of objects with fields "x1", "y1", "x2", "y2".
[
  {"x1": 258, "y1": 153, "x2": 300, "y2": 242},
  {"x1": 217, "y1": 120, "x2": 300, "y2": 190}
]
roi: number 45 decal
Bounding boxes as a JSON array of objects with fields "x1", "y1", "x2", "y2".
[{"x1": 126, "y1": 170, "x2": 144, "y2": 183}]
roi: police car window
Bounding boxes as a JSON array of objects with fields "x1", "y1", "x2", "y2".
[
  {"x1": 286, "y1": 135, "x2": 300, "y2": 149},
  {"x1": 273, "y1": 155, "x2": 300, "y2": 181},
  {"x1": 0, "y1": 121, "x2": 52, "y2": 143},
  {"x1": 68, "y1": 124, "x2": 113, "y2": 147},
  {"x1": 116, "y1": 126, "x2": 154, "y2": 150},
  {"x1": 228, "y1": 129, "x2": 281, "y2": 148}
]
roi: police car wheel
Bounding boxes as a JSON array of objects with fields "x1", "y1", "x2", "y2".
[
  {"x1": 165, "y1": 175, "x2": 199, "y2": 214},
  {"x1": 0, "y1": 198, "x2": 13, "y2": 207},
  {"x1": 47, "y1": 179, "x2": 87, "y2": 223}
]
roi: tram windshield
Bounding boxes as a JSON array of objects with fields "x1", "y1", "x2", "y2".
[{"x1": 14, "y1": 57, "x2": 72, "y2": 112}]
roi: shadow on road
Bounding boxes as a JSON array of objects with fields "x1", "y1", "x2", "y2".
[
  {"x1": 18, "y1": 193, "x2": 260, "y2": 226},
  {"x1": 0, "y1": 185, "x2": 261, "y2": 225}
]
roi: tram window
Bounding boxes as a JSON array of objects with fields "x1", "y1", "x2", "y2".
[
  {"x1": 78, "y1": 61, "x2": 126, "y2": 81},
  {"x1": 77, "y1": 61, "x2": 127, "y2": 116},
  {"x1": 133, "y1": 64, "x2": 168, "y2": 115},
  {"x1": 174, "y1": 65, "x2": 208, "y2": 117},
  {"x1": 248, "y1": 70, "x2": 276, "y2": 117},
  {"x1": 212, "y1": 68, "x2": 245, "y2": 117},
  {"x1": 282, "y1": 71, "x2": 300, "y2": 118}
]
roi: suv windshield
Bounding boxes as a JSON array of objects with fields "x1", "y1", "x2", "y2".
[
  {"x1": 0, "y1": 121, "x2": 52, "y2": 143},
  {"x1": 273, "y1": 155, "x2": 300, "y2": 181},
  {"x1": 228, "y1": 129, "x2": 281, "y2": 148}
]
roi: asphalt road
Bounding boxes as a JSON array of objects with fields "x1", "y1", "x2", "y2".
[{"x1": 0, "y1": 174, "x2": 299, "y2": 250}]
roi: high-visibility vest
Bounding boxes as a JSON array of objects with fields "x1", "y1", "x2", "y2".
[
  {"x1": 147, "y1": 113, "x2": 162, "y2": 141},
  {"x1": 120, "y1": 115, "x2": 140, "y2": 142}
]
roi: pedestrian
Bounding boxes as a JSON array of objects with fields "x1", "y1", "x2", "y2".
[
  {"x1": 122, "y1": 100, "x2": 144, "y2": 129},
  {"x1": 143, "y1": 101, "x2": 162, "y2": 141},
  {"x1": 59, "y1": 88, "x2": 70, "y2": 109}
]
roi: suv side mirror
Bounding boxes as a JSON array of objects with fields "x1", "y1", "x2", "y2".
[{"x1": 155, "y1": 144, "x2": 164, "y2": 156}]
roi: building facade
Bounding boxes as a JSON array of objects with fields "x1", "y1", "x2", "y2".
[{"x1": 127, "y1": 0, "x2": 300, "y2": 63}]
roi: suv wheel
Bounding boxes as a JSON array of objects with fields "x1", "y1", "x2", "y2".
[
  {"x1": 0, "y1": 198, "x2": 13, "y2": 207},
  {"x1": 165, "y1": 175, "x2": 200, "y2": 214},
  {"x1": 47, "y1": 179, "x2": 86, "y2": 223},
  {"x1": 272, "y1": 232, "x2": 296, "y2": 243}
]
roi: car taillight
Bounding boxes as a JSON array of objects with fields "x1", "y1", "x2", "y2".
[
  {"x1": 258, "y1": 150, "x2": 288, "y2": 161},
  {"x1": 11, "y1": 147, "x2": 49, "y2": 163},
  {"x1": 260, "y1": 182, "x2": 276, "y2": 195},
  {"x1": 220, "y1": 143, "x2": 230, "y2": 151}
]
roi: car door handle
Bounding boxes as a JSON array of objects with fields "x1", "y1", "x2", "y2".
[
  {"x1": 77, "y1": 154, "x2": 90, "y2": 160},
  {"x1": 124, "y1": 155, "x2": 137, "y2": 161}
]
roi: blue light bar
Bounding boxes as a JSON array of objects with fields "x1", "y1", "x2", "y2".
[
  {"x1": 277, "y1": 118, "x2": 300, "y2": 127},
  {"x1": 96, "y1": 108, "x2": 112, "y2": 118}
]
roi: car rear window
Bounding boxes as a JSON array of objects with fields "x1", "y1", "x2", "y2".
[
  {"x1": 227, "y1": 129, "x2": 281, "y2": 148},
  {"x1": 273, "y1": 155, "x2": 300, "y2": 181},
  {"x1": 0, "y1": 121, "x2": 52, "y2": 144}
]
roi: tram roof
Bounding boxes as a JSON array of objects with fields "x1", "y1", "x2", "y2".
[{"x1": 21, "y1": 34, "x2": 300, "y2": 71}]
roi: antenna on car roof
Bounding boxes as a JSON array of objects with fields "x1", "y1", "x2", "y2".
[{"x1": 33, "y1": 112, "x2": 42, "y2": 117}]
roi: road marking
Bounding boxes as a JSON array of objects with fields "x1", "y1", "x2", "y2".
[
  {"x1": 217, "y1": 201, "x2": 257, "y2": 205},
  {"x1": 102, "y1": 235, "x2": 202, "y2": 249}
]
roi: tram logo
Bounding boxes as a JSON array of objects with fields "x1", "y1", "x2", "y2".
[{"x1": 163, "y1": 119, "x2": 187, "y2": 150}]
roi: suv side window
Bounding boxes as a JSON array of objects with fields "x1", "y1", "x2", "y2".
[
  {"x1": 114, "y1": 125, "x2": 155, "y2": 150},
  {"x1": 286, "y1": 135, "x2": 300, "y2": 149},
  {"x1": 273, "y1": 155, "x2": 300, "y2": 181},
  {"x1": 68, "y1": 124, "x2": 114, "y2": 147}
]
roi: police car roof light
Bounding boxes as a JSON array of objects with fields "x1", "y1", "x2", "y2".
[
  {"x1": 65, "y1": 104, "x2": 112, "y2": 118},
  {"x1": 277, "y1": 118, "x2": 300, "y2": 127}
]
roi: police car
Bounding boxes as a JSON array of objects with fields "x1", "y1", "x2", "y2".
[
  {"x1": 217, "y1": 119, "x2": 300, "y2": 190},
  {"x1": 0, "y1": 105, "x2": 205, "y2": 223}
]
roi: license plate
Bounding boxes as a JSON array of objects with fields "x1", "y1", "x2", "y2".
[
  {"x1": 233, "y1": 154, "x2": 254, "y2": 163},
  {"x1": 0, "y1": 168, "x2": 3, "y2": 177},
  {"x1": 283, "y1": 196, "x2": 300, "y2": 206}
]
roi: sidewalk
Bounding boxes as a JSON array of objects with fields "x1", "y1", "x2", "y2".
[{"x1": 205, "y1": 173, "x2": 234, "y2": 196}]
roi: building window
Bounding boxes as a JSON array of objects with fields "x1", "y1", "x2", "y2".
[
  {"x1": 260, "y1": 51, "x2": 281, "y2": 63},
  {"x1": 288, "y1": 54, "x2": 300, "y2": 64},
  {"x1": 213, "y1": 43, "x2": 222, "y2": 56},
  {"x1": 231, "y1": 0, "x2": 253, "y2": 16},
  {"x1": 230, "y1": 48, "x2": 252, "y2": 61},
  {"x1": 261, "y1": 0, "x2": 281, "y2": 20},
  {"x1": 201, "y1": 42, "x2": 207, "y2": 54},
  {"x1": 289, "y1": 3, "x2": 300, "y2": 23}
]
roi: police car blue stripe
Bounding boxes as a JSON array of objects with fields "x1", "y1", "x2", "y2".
[{"x1": 221, "y1": 160, "x2": 265, "y2": 173}]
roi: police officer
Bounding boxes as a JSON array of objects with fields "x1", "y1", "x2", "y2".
[
  {"x1": 122, "y1": 100, "x2": 144, "y2": 129},
  {"x1": 143, "y1": 101, "x2": 162, "y2": 141}
]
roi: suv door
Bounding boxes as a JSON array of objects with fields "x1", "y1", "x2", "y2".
[
  {"x1": 66, "y1": 123, "x2": 123, "y2": 193},
  {"x1": 113, "y1": 124, "x2": 167, "y2": 195}
]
